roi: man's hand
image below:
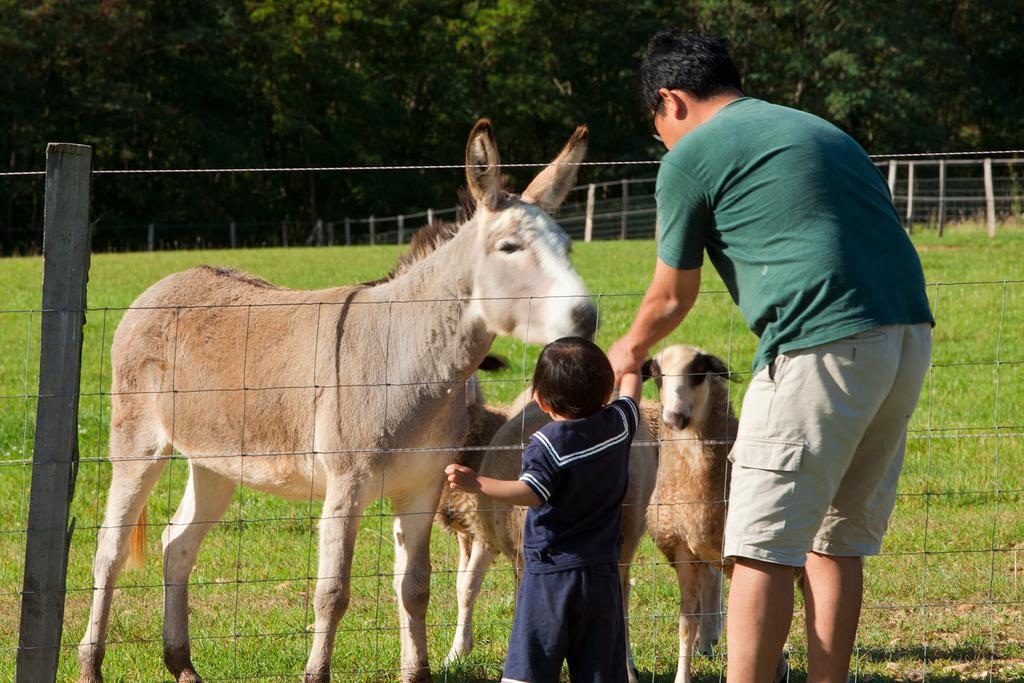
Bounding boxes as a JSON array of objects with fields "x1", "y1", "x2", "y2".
[
  {"x1": 445, "y1": 464, "x2": 481, "y2": 493},
  {"x1": 609, "y1": 336, "x2": 648, "y2": 386}
]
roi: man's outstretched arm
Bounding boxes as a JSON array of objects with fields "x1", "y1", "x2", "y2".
[{"x1": 608, "y1": 260, "x2": 701, "y2": 382}]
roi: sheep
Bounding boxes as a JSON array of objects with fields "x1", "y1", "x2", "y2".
[
  {"x1": 434, "y1": 369, "x2": 527, "y2": 597},
  {"x1": 645, "y1": 344, "x2": 790, "y2": 683},
  {"x1": 644, "y1": 344, "x2": 737, "y2": 683}
]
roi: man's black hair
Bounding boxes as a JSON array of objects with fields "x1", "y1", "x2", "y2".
[
  {"x1": 639, "y1": 30, "x2": 743, "y2": 112},
  {"x1": 532, "y1": 337, "x2": 614, "y2": 420}
]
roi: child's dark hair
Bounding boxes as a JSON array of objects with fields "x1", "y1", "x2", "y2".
[
  {"x1": 532, "y1": 337, "x2": 614, "y2": 419},
  {"x1": 638, "y1": 30, "x2": 743, "y2": 112}
]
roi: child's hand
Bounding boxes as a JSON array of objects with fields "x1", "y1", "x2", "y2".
[{"x1": 445, "y1": 464, "x2": 481, "y2": 493}]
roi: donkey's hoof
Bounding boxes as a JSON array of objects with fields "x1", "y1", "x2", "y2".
[
  {"x1": 403, "y1": 666, "x2": 433, "y2": 683},
  {"x1": 177, "y1": 669, "x2": 203, "y2": 683}
]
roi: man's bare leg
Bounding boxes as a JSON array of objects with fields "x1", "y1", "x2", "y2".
[
  {"x1": 803, "y1": 552, "x2": 862, "y2": 683},
  {"x1": 726, "y1": 558, "x2": 795, "y2": 683}
]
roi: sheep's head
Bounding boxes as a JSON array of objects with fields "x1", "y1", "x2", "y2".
[{"x1": 646, "y1": 345, "x2": 731, "y2": 430}]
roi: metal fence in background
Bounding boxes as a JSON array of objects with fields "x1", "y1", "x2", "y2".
[{"x1": 3, "y1": 154, "x2": 1021, "y2": 254}]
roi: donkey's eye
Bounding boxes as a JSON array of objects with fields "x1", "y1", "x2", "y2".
[{"x1": 498, "y1": 241, "x2": 522, "y2": 254}]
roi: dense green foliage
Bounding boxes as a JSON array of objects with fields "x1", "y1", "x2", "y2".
[{"x1": 2, "y1": 0, "x2": 1022, "y2": 253}]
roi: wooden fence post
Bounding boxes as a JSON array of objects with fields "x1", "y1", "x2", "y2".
[
  {"x1": 887, "y1": 160, "x2": 898, "y2": 199},
  {"x1": 619, "y1": 179, "x2": 629, "y2": 240},
  {"x1": 397, "y1": 214, "x2": 405, "y2": 245},
  {"x1": 905, "y1": 161, "x2": 915, "y2": 232},
  {"x1": 229, "y1": 221, "x2": 237, "y2": 249},
  {"x1": 984, "y1": 158, "x2": 996, "y2": 238},
  {"x1": 369, "y1": 215, "x2": 376, "y2": 246},
  {"x1": 427, "y1": 208, "x2": 434, "y2": 225},
  {"x1": 16, "y1": 143, "x2": 93, "y2": 682},
  {"x1": 344, "y1": 217, "x2": 352, "y2": 246},
  {"x1": 314, "y1": 219, "x2": 324, "y2": 246},
  {"x1": 584, "y1": 183, "x2": 595, "y2": 243},
  {"x1": 147, "y1": 223, "x2": 155, "y2": 252},
  {"x1": 937, "y1": 159, "x2": 946, "y2": 237},
  {"x1": 281, "y1": 220, "x2": 289, "y2": 247},
  {"x1": 326, "y1": 221, "x2": 335, "y2": 246}
]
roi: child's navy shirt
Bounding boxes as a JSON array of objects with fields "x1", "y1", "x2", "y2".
[{"x1": 517, "y1": 396, "x2": 639, "y2": 573}]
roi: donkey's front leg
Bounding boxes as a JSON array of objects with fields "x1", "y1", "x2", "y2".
[
  {"x1": 392, "y1": 483, "x2": 444, "y2": 683},
  {"x1": 304, "y1": 477, "x2": 372, "y2": 683}
]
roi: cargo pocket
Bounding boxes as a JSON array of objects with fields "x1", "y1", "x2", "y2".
[{"x1": 727, "y1": 438, "x2": 805, "y2": 535}]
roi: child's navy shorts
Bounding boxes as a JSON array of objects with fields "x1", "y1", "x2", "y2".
[{"x1": 501, "y1": 562, "x2": 627, "y2": 683}]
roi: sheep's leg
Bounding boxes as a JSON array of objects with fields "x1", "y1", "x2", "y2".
[
  {"x1": 161, "y1": 463, "x2": 236, "y2": 682},
  {"x1": 392, "y1": 484, "x2": 444, "y2": 683},
  {"x1": 304, "y1": 477, "x2": 372, "y2": 683},
  {"x1": 697, "y1": 564, "x2": 723, "y2": 656},
  {"x1": 78, "y1": 426, "x2": 167, "y2": 683},
  {"x1": 672, "y1": 547, "x2": 702, "y2": 683},
  {"x1": 441, "y1": 533, "x2": 473, "y2": 665},
  {"x1": 443, "y1": 538, "x2": 495, "y2": 666}
]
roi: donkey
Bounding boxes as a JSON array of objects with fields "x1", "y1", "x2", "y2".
[{"x1": 78, "y1": 120, "x2": 596, "y2": 683}]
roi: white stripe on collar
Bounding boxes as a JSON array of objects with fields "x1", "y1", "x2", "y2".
[{"x1": 532, "y1": 405, "x2": 630, "y2": 468}]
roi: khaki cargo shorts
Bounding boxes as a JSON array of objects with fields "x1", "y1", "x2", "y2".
[{"x1": 723, "y1": 323, "x2": 932, "y2": 567}]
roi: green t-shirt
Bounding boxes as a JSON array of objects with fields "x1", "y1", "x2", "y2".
[{"x1": 656, "y1": 97, "x2": 934, "y2": 373}]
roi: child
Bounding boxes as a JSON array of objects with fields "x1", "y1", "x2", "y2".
[{"x1": 445, "y1": 336, "x2": 643, "y2": 683}]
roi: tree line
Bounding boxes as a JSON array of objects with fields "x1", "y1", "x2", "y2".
[{"x1": 2, "y1": 0, "x2": 1021, "y2": 254}]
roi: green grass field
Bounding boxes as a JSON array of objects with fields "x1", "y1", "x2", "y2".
[{"x1": 1, "y1": 223, "x2": 1022, "y2": 681}]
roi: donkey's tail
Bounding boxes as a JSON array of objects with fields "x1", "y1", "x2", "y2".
[{"x1": 127, "y1": 505, "x2": 147, "y2": 570}]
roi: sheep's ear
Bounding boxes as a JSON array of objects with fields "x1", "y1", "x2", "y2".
[
  {"x1": 643, "y1": 357, "x2": 662, "y2": 387},
  {"x1": 466, "y1": 119, "x2": 502, "y2": 210},
  {"x1": 521, "y1": 125, "x2": 588, "y2": 212},
  {"x1": 694, "y1": 353, "x2": 732, "y2": 382},
  {"x1": 478, "y1": 354, "x2": 509, "y2": 372}
]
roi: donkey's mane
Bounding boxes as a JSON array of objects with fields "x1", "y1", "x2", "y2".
[
  {"x1": 198, "y1": 265, "x2": 280, "y2": 289},
  {"x1": 386, "y1": 220, "x2": 462, "y2": 279},
  {"x1": 202, "y1": 185, "x2": 511, "y2": 291},
  {"x1": 371, "y1": 183, "x2": 514, "y2": 284}
]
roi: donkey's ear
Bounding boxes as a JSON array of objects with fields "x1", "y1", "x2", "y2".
[
  {"x1": 466, "y1": 119, "x2": 502, "y2": 210},
  {"x1": 521, "y1": 125, "x2": 588, "y2": 213}
]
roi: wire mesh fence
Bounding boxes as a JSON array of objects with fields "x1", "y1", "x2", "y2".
[
  {"x1": 3, "y1": 280, "x2": 1021, "y2": 681},
  {"x1": 2, "y1": 146, "x2": 1022, "y2": 682}
]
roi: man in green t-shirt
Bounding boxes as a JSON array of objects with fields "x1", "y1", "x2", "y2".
[{"x1": 609, "y1": 30, "x2": 934, "y2": 683}]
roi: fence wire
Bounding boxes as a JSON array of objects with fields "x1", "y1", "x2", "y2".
[
  {"x1": 3, "y1": 149, "x2": 1022, "y2": 681},
  {"x1": 2, "y1": 154, "x2": 1022, "y2": 252},
  {"x1": 2, "y1": 268, "x2": 1021, "y2": 681}
]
